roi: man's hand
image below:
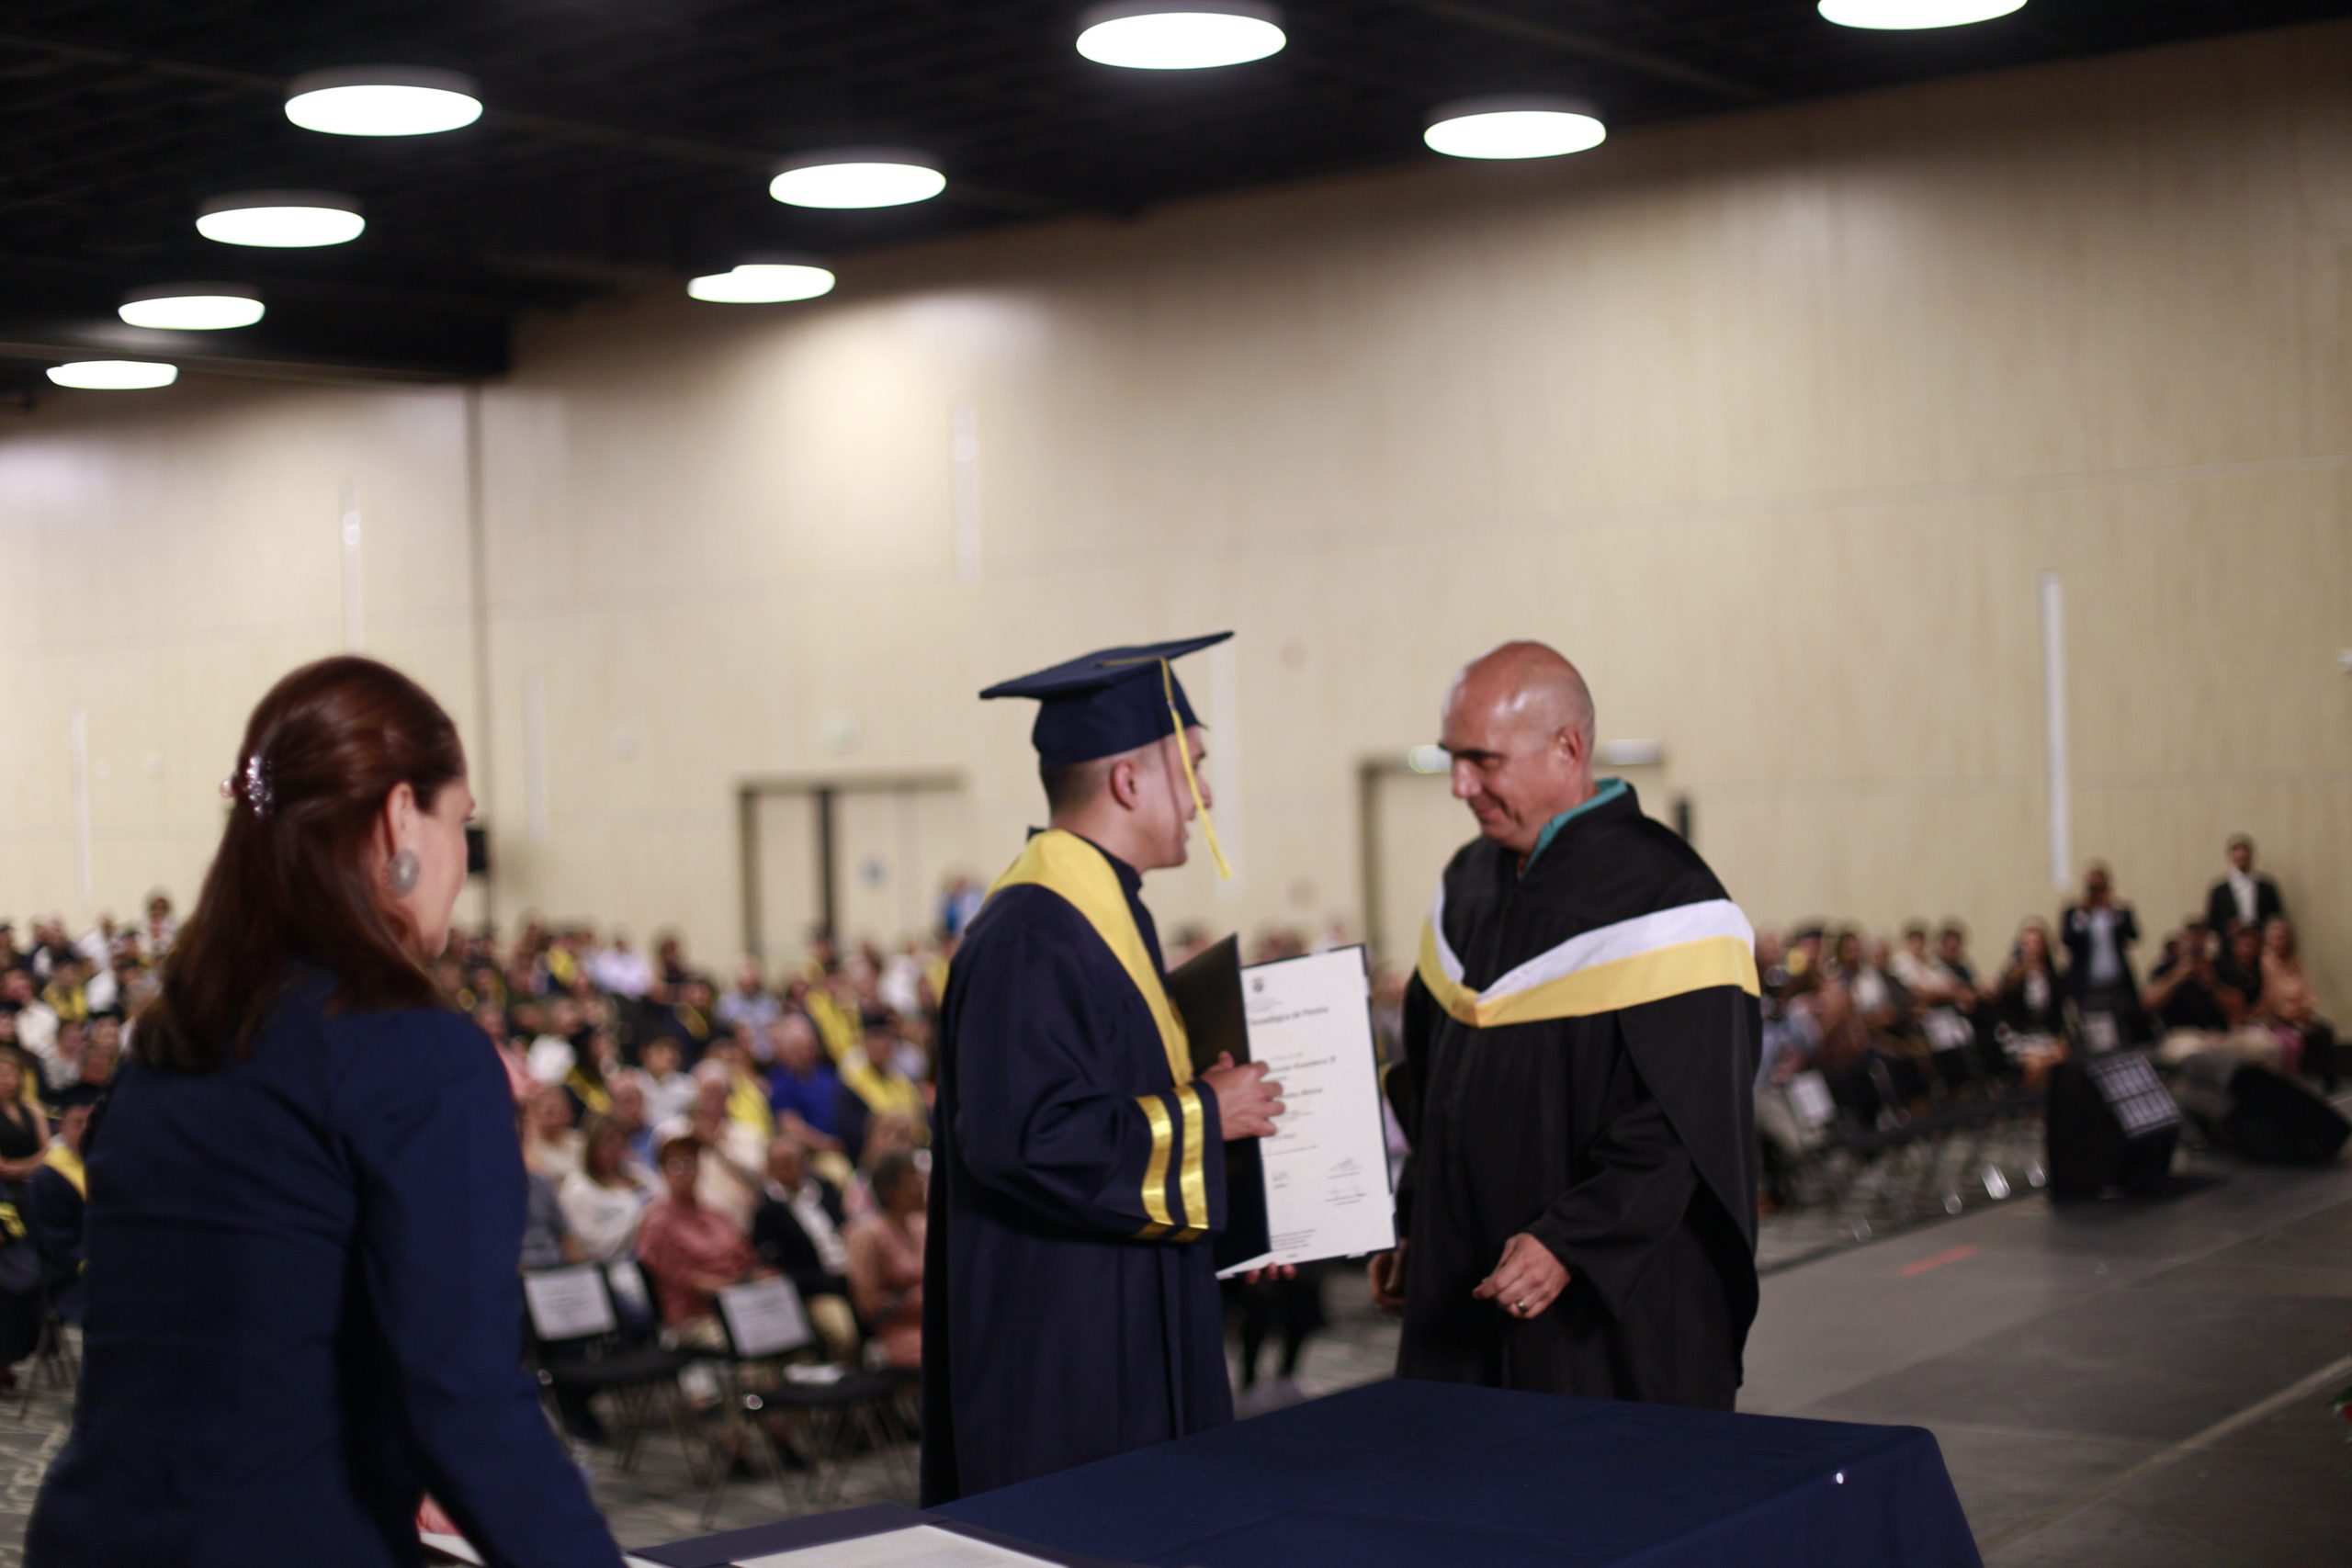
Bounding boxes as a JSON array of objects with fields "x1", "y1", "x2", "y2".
[
  {"x1": 1367, "y1": 1243, "x2": 1408, "y2": 1316},
  {"x1": 1472, "y1": 1233, "x2": 1569, "y2": 1320},
  {"x1": 1202, "y1": 1052, "x2": 1284, "y2": 1141}
]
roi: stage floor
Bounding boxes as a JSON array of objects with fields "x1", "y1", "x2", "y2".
[{"x1": 0, "y1": 1134, "x2": 2343, "y2": 1567}]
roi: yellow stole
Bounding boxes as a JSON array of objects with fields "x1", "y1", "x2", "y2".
[
  {"x1": 42, "y1": 1143, "x2": 86, "y2": 1200},
  {"x1": 983, "y1": 829, "x2": 1207, "y2": 1241}
]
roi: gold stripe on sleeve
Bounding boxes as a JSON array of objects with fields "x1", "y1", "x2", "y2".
[
  {"x1": 1135, "y1": 1091, "x2": 1176, "y2": 1240},
  {"x1": 1171, "y1": 1082, "x2": 1210, "y2": 1242}
]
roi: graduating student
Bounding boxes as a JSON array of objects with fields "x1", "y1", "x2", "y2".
[
  {"x1": 921, "y1": 633, "x2": 1284, "y2": 1504},
  {"x1": 1373, "y1": 642, "x2": 1760, "y2": 1410}
]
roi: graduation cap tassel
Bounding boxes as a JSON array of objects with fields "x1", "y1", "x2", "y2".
[{"x1": 1155, "y1": 659, "x2": 1233, "y2": 882}]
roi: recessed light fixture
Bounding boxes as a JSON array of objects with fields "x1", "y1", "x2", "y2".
[
  {"x1": 285, "y1": 67, "x2": 483, "y2": 136},
  {"x1": 119, "y1": 285, "x2": 266, "y2": 331},
  {"x1": 47, "y1": 361, "x2": 178, "y2": 390},
  {"x1": 1818, "y1": 0, "x2": 2026, "y2": 28},
  {"x1": 686, "y1": 261, "x2": 837, "y2": 304},
  {"x1": 1075, "y1": 2, "x2": 1285, "y2": 70},
  {"x1": 770, "y1": 151, "x2": 945, "y2": 209},
  {"x1": 197, "y1": 191, "x2": 366, "y2": 248},
  {"x1": 1424, "y1": 97, "x2": 1607, "y2": 160}
]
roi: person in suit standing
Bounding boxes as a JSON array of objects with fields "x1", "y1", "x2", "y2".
[
  {"x1": 750, "y1": 1134, "x2": 858, "y2": 1360},
  {"x1": 28, "y1": 656, "x2": 619, "y2": 1568},
  {"x1": 2059, "y1": 862, "x2": 2143, "y2": 1046},
  {"x1": 2204, "y1": 834, "x2": 2285, "y2": 940}
]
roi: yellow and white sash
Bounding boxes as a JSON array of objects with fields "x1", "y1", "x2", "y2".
[
  {"x1": 1419, "y1": 887, "x2": 1759, "y2": 1029},
  {"x1": 984, "y1": 829, "x2": 1208, "y2": 1240}
]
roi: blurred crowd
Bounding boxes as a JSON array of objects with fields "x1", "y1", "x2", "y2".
[{"x1": 0, "y1": 831, "x2": 2331, "y2": 1419}]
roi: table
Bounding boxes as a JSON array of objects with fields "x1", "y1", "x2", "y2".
[
  {"x1": 648, "y1": 1379, "x2": 1983, "y2": 1568},
  {"x1": 939, "y1": 1381, "x2": 1980, "y2": 1568}
]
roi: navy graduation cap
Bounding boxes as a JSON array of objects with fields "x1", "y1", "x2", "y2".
[{"x1": 982, "y1": 631, "x2": 1234, "y2": 876}]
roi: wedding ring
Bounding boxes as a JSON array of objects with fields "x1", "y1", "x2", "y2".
[{"x1": 1515, "y1": 1300, "x2": 1528, "y2": 1314}]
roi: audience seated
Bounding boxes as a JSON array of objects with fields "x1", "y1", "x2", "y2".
[
  {"x1": 834, "y1": 1023, "x2": 927, "y2": 1167},
  {"x1": 751, "y1": 1134, "x2": 857, "y2": 1361},
  {"x1": 2259, "y1": 918, "x2": 2337, "y2": 1092},
  {"x1": 558, "y1": 1113, "x2": 653, "y2": 1265},
  {"x1": 638, "y1": 1036, "x2": 695, "y2": 1129},
  {"x1": 764, "y1": 1014, "x2": 844, "y2": 1153},
  {"x1": 638, "y1": 1136, "x2": 766, "y2": 1351},
  {"x1": 27, "y1": 1101, "x2": 90, "y2": 1325},
  {"x1": 844, "y1": 1152, "x2": 926, "y2": 1370},
  {"x1": 2144, "y1": 918, "x2": 2280, "y2": 1068},
  {"x1": 522, "y1": 1082, "x2": 584, "y2": 1181},
  {"x1": 0, "y1": 1055, "x2": 49, "y2": 1184},
  {"x1": 1993, "y1": 919, "x2": 2068, "y2": 1082}
]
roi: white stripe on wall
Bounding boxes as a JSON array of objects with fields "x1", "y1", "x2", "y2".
[{"x1": 2040, "y1": 570, "x2": 2071, "y2": 891}]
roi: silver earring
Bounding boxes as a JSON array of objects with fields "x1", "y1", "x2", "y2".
[{"x1": 388, "y1": 848, "x2": 422, "y2": 897}]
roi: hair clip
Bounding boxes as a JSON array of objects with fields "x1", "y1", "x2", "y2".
[{"x1": 220, "y1": 753, "x2": 274, "y2": 818}]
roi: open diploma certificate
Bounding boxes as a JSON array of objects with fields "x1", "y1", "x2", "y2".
[{"x1": 1216, "y1": 946, "x2": 1396, "y2": 1278}]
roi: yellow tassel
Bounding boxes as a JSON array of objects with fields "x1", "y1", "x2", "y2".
[{"x1": 1155, "y1": 660, "x2": 1232, "y2": 881}]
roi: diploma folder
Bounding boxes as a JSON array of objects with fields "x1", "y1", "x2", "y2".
[{"x1": 1164, "y1": 935, "x2": 1272, "y2": 1273}]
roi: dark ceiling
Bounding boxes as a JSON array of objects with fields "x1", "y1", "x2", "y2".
[{"x1": 3, "y1": 1, "x2": 2345, "y2": 397}]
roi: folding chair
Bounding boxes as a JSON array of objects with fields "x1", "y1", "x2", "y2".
[
  {"x1": 522, "y1": 1263, "x2": 705, "y2": 1480},
  {"x1": 694, "y1": 1276, "x2": 910, "y2": 1524},
  {"x1": 16, "y1": 1290, "x2": 78, "y2": 1417}
]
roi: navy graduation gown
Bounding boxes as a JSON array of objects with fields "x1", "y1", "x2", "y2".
[
  {"x1": 922, "y1": 830, "x2": 1229, "y2": 1504},
  {"x1": 1393, "y1": 784, "x2": 1761, "y2": 1409}
]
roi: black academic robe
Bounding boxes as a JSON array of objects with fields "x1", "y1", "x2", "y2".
[
  {"x1": 921, "y1": 832, "x2": 1229, "y2": 1505},
  {"x1": 1394, "y1": 785, "x2": 1760, "y2": 1409}
]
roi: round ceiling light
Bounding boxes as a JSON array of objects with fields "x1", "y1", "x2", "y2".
[
  {"x1": 197, "y1": 191, "x2": 366, "y2": 248},
  {"x1": 770, "y1": 151, "x2": 945, "y2": 209},
  {"x1": 119, "y1": 285, "x2": 265, "y2": 331},
  {"x1": 686, "y1": 261, "x2": 837, "y2": 304},
  {"x1": 285, "y1": 67, "x2": 482, "y2": 136},
  {"x1": 1424, "y1": 98, "x2": 1607, "y2": 160},
  {"x1": 1075, "y1": 3, "x2": 1286, "y2": 70},
  {"x1": 47, "y1": 361, "x2": 178, "y2": 390},
  {"x1": 1817, "y1": 0, "x2": 2026, "y2": 28}
]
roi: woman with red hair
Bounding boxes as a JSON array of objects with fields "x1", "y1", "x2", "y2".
[{"x1": 28, "y1": 657, "x2": 618, "y2": 1568}]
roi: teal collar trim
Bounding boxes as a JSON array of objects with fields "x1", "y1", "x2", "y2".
[{"x1": 1523, "y1": 777, "x2": 1628, "y2": 874}]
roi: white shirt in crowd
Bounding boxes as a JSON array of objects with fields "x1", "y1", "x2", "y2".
[
  {"x1": 14, "y1": 1000, "x2": 59, "y2": 1062},
  {"x1": 766, "y1": 1178, "x2": 851, "y2": 1278},
  {"x1": 1889, "y1": 950, "x2": 1955, "y2": 998},
  {"x1": 2228, "y1": 870, "x2": 2257, "y2": 929},
  {"x1": 589, "y1": 946, "x2": 652, "y2": 998},
  {"x1": 526, "y1": 1033, "x2": 577, "y2": 1086},
  {"x1": 557, "y1": 1171, "x2": 652, "y2": 1263},
  {"x1": 641, "y1": 1068, "x2": 696, "y2": 1128},
  {"x1": 2085, "y1": 908, "x2": 2123, "y2": 987}
]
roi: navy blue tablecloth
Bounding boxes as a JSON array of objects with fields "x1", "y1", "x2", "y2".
[{"x1": 933, "y1": 1379, "x2": 1981, "y2": 1568}]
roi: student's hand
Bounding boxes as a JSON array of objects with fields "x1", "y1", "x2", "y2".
[{"x1": 1203, "y1": 1053, "x2": 1284, "y2": 1141}]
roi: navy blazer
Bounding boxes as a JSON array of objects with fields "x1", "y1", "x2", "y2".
[{"x1": 27, "y1": 974, "x2": 619, "y2": 1568}]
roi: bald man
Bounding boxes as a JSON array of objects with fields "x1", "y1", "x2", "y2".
[{"x1": 1370, "y1": 642, "x2": 1760, "y2": 1409}]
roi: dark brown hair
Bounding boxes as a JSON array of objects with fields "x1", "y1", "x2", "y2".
[{"x1": 136, "y1": 656, "x2": 466, "y2": 1072}]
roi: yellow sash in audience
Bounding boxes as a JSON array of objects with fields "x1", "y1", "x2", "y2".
[
  {"x1": 983, "y1": 829, "x2": 1206, "y2": 1240},
  {"x1": 837, "y1": 1048, "x2": 925, "y2": 1130},
  {"x1": 805, "y1": 988, "x2": 862, "y2": 1066},
  {"x1": 41, "y1": 1143, "x2": 86, "y2": 1200},
  {"x1": 1419, "y1": 888, "x2": 1760, "y2": 1029}
]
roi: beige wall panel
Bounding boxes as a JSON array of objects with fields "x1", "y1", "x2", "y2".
[{"x1": 0, "y1": 378, "x2": 478, "y2": 922}]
